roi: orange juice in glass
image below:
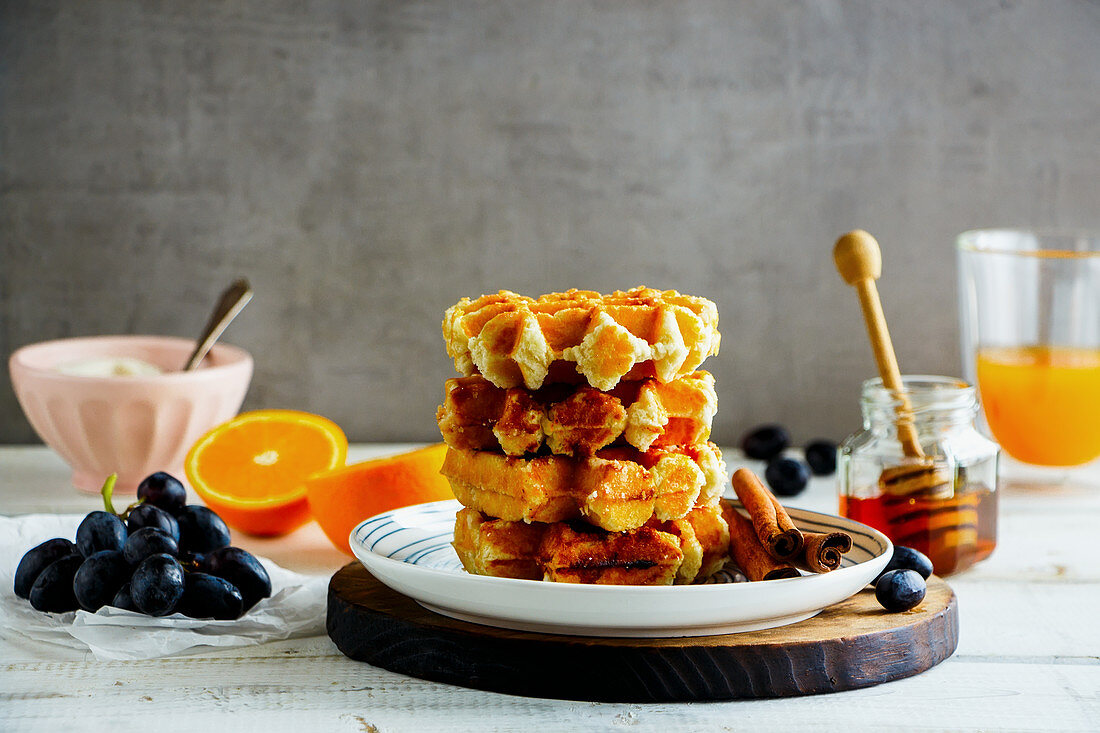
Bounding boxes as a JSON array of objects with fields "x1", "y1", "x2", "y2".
[
  {"x1": 958, "y1": 230, "x2": 1100, "y2": 474},
  {"x1": 976, "y1": 346, "x2": 1100, "y2": 466}
]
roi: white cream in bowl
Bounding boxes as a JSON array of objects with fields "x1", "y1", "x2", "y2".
[{"x1": 56, "y1": 357, "x2": 165, "y2": 378}]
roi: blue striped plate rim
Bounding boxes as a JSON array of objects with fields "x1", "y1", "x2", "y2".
[{"x1": 352, "y1": 500, "x2": 889, "y2": 577}]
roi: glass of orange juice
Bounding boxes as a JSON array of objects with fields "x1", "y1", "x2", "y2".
[{"x1": 957, "y1": 230, "x2": 1100, "y2": 477}]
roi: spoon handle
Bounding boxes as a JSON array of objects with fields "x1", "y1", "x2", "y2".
[
  {"x1": 833, "y1": 230, "x2": 925, "y2": 459},
  {"x1": 183, "y1": 278, "x2": 254, "y2": 371}
]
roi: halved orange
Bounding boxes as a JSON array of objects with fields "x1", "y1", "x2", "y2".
[
  {"x1": 185, "y1": 410, "x2": 348, "y2": 537},
  {"x1": 305, "y1": 443, "x2": 453, "y2": 554}
]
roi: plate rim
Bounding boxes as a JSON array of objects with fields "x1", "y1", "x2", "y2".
[{"x1": 349, "y1": 498, "x2": 892, "y2": 595}]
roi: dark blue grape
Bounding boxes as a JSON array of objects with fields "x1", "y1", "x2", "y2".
[
  {"x1": 740, "y1": 424, "x2": 790, "y2": 460},
  {"x1": 15, "y1": 538, "x2": 77, "y2": 599},
  {"x1": 874, "y1": 545, "x2": 934, "y2": 586},
  {"x1": 76, "y1": 511, "x2": 127, "y2": 557},
  {"x1": 112, "y1": 582, "x2": 138, "y2": 612},
  {"x1": 127, "y1": 504, "x2": 179, "y2": 542},
  {"x1": 178, "y1": 573, "x2": 244, "y2": 620},
  {"x1": 804, "y1": 439, "x2": 838, "y2": 476},
  {"x1": 130, "y1": 553, "x2": 185, "y2": 616},
  {"x1": 764, "y1": 457, "x2": 810, "y2": 497},
  {"x1": 136, "y1": 472, "x2": 187, "y2": 516},
  {"x1": 201, "y1": 547, "x2": 271, "y2": 612},
  {"x1": 73, "y1": 550, "x2": 131, "y2": 612},
  {"x1": 179, "y1": 551, "x2": 205, "y2": 571},
  {"x1": 122, "y1": 527, "x2": 179, "y2": 565},
  {"x1": 875, "y1": 569, "x2": 927, "y2": 612},
  {"x1": 178, "y1": 505, "x2": 231, "y2": 554},
  {"x1": 28, "y1": 554, "x2": 83, "y2": 612}
]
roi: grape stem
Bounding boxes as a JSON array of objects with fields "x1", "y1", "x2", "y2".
[
  {"x1": 100, "y1": 473, "x2": 119, "y2": 515},
  {"x1": 120, "y1": 498, "x2": 145, "y2": 519},
  {"x1": 99, "y1": 473, "x2": 144, "y2": 518}
]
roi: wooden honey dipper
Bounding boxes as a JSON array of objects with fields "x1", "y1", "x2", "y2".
[{"x1": 834, "y1": 230, "x2": 950, "y2": 496}]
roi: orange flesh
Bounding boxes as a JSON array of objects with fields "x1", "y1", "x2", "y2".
[
  {"x1": 195, "y1": 419, "x2": 343, "y2": 503},
  {"x1": 185, "y1": 410, "x2": 348, "y2": 536},
  {"x1": 306, "y1": 443, "x2": 454, "y2": 554}
]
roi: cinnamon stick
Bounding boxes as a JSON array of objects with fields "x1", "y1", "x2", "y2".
[
  {"x1": 730, "y1": 468, "x2": 804, "y2": 560},
  {"x1": 800, "y1": 531, "x2": 853, "y2": 573},
  {"x1": 721, "y1": 501, "x2": 800, "y2": 581}
]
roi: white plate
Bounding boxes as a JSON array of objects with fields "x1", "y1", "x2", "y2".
[{"x1": 349, "y1": 500, "x2": 891, "y2": 638}]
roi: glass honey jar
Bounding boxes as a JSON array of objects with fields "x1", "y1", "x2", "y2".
[{"x1": 839, "y1": 375, "x2": 999, "y2": 575}]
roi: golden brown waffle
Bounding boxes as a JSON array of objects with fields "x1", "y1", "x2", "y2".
[
  {"x1": 440, "y1": 443, "x2": 726, "y2": 532},
  {"x1": 453, "y1": 507, "x2": 546, "y2": 580},
  {"x1": 436, "y1": 371, "x2": 717, "y2": 456},
  {"x1": 452, "y1": 504, "x2": 730, "y2": 585},
  {"x1": 443, "y1": 287, "x2": 721, "y2": 391},
  {"x1": 651, "y1": 500, "x2": 732, "y2": 583}
]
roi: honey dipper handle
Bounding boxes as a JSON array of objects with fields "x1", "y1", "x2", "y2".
[
  {"x1": 833, "y1": 229, "x2": 882, "y2": 285},
  {"x1": 833, "y1": 231, "x2": 924, "y2": 458}
]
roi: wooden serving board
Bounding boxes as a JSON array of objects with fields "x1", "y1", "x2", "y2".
[{"x1": 327, "y1": 563, "x2": 958, "y2": 702}]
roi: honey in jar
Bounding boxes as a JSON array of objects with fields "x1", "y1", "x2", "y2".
[{"x1": 838, "y1": 376, "x2": 999, "y2": 575}]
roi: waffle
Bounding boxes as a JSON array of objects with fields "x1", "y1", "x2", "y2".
[
  {"x1": 453, "y1": 506, "x2": 545, "y2": 580},
  {"x1": 453, "y1": 503, "x2": 730, "y2": 585},
  {"x1": 437, "y1": 371, "x2": 717, "y2": 456},
  {"x1": 440, "y1": 443, "x2": 727, "y2": 532},
  {"x1": 648, "y1": 501, "x2": 732, "y2": 583},
  {"x1": 443, "y1": 287, "x2": 721, "y2": 391}
]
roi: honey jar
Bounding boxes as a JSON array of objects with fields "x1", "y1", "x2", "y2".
[{"x1": 839, "y1": 375, "x2": 999, "y2": 575}]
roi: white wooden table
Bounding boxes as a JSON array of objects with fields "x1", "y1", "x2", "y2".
[{"x1": 2, "y1": 445, "x2": 1098, "y2": 732}]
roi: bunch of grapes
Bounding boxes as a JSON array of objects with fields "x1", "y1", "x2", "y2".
[{"x1": 14, "y1": 472, "x2": 271, "y2": 620}]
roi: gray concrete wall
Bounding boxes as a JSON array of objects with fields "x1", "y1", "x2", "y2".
[{"x1": 3, "y1": 1, "x2": 1099, "y2": 445}]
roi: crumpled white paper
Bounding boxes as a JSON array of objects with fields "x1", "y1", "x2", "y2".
[{"x1": 0, "y1": 513, "x2": 328, "y2": 660}]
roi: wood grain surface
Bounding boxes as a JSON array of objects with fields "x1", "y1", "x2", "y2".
[
  {"x1": 6, "y1": 447, "x2": 1100, "y2": 732},
  {"x1": 327, "y1": 562, "x2": 959, "y2": 702}
]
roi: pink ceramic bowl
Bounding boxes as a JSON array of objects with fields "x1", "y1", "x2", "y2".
[{"x1": 9, "y1": 335, "x2": 253, "y2": 493}]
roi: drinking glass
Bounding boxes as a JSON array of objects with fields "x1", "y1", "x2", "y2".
[{"x1": 957, "y1": 229, "x2": 1100, "y2": 474}]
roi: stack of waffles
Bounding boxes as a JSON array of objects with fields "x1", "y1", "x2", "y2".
[{"x1": 437, "y1": 287, "x2": 730, "y2": 585}]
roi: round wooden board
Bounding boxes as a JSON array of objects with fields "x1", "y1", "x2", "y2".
[{"x1": 327, "y1": 562, "x2": 958, "y2": 702}]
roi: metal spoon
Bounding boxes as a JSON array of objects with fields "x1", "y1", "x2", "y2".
[{"x1": 183, "y1": 278, "x2": 254, "y2": 371}]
